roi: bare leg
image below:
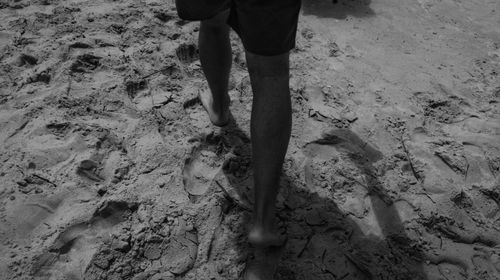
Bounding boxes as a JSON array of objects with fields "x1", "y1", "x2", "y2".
[
  {"x1": 246, "y1": 51, "x2": 291, "y2": 247},
  {"x1": 198, "y1": 10, "x2": 232, "y2": 126}
]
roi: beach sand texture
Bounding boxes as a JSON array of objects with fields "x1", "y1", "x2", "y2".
[{"x1": 0, "y1": 0, "x2": 499, "y2": 279}]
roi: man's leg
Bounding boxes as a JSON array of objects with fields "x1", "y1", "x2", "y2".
[
  {"x1": 246, "y1": 51, "x2": 292, "y2": 247},
  {"x1": 198, "y1": 10, "x2": 232, "y2": 126}
]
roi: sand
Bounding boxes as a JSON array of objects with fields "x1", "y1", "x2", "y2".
[{"x1": 0, "y1": 0, "x2": 499, "y2": 279}]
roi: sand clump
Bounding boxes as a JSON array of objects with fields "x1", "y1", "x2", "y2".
[{"x1": 1, "y1": 0, "x2": 499, "y2": 279}]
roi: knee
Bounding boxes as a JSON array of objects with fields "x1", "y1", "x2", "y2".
[
  {"x1": 245, "y1": 51, "x2": 290, "y2": 78},
  {"x1": 201, "y1": 10, "x2": 230, "y2": 29},
  {"x1": 201, "y1": 21, "x2": 227, "y2": 34}
]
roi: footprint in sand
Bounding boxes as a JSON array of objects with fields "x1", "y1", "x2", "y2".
[
  {"x1": 182, "y1": 130, "x2": 254, "y2": 208},
  {"x1": 182, "y1": 133, "x2": 228, "y2": 202},
  {"x1": 70, "y1": 54, "x2": 101, "y2": 73},
  {"x1": 76, "y1": 159, "x2": 105, "y2": 182},
  {"x1": 31, "y1": 200, "x2": 137, "y2": 279},
  {"x1": 175, "y1": 43, "x2": 199, "y2": 64},
  {"x1": 3, "y1": 194, "x2": 65, "y2": 244}
]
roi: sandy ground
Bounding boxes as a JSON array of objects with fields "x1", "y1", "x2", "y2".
[{"x1": 0, "y1": 0, "x2": 499, "y2": 279}]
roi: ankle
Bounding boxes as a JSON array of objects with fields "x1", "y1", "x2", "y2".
[
  {"x1": 213, "y1": 92, "x2": 230, "y2": 108},
  {"x1": 248, "y1": 224, "x2": 285, "y2": 247}
]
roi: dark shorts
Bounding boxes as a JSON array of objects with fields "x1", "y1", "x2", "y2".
[{"x1": 176, "y1": 0, "x2": 301, "y2": 56}]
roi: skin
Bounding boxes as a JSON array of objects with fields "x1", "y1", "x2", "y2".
[
  {"x1": 198, "y1": 10, "x2": 232, "y2": 126},
  {"x1": 243, "y1": 245, "x2": 284, "y2": 280},
  {"x1": 198, "y1": 10, "x2": 291, "y2": 248},
  {"x1": 246, "y1": 51, "x2": 290, "y2": 248},
  {"x1": 196, "y1": 8, "x2": 291, "y2": 280}
]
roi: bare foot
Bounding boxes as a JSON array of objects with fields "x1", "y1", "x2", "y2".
[
  {"x1": 243, "y1": 246, "x2": 284, "y2": 280},
  {"x1": 243, "y1": 262, "x2": 275, "y2": 280},
  {"x1": 248, "y1": 225, "x2": 286, "y2": 247},
  {"x1": 198, "y1": 89, "x2": 230, "y2": 127}
]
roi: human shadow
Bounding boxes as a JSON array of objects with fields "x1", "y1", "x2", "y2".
[
  {"x1": 301, "y1": 0, "x2": 375, "y2": 19},
  {"x1": 296, "y1": 128, "x2": 429, "y2": 279},
  {"x1": 195, "y1": 118, "x2": 428, "y2": 279}
]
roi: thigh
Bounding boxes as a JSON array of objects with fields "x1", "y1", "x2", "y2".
[
  {"x1": 228, "y1": 0, "x2": 301, "y2": 56},
  {"x1": 176, "y1": 0, "x2": 231, "y2": 21}
]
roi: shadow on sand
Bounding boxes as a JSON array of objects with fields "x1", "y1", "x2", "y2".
[
  {"x1": 191, "y1": 115, "x2": 428, "y2": 279},
  {"x1": 186, "y1": 113, "x2": 427, "y2": 280},
  {"x1": 302, "y1": 0, "x2": 375, "y2": 19}
]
